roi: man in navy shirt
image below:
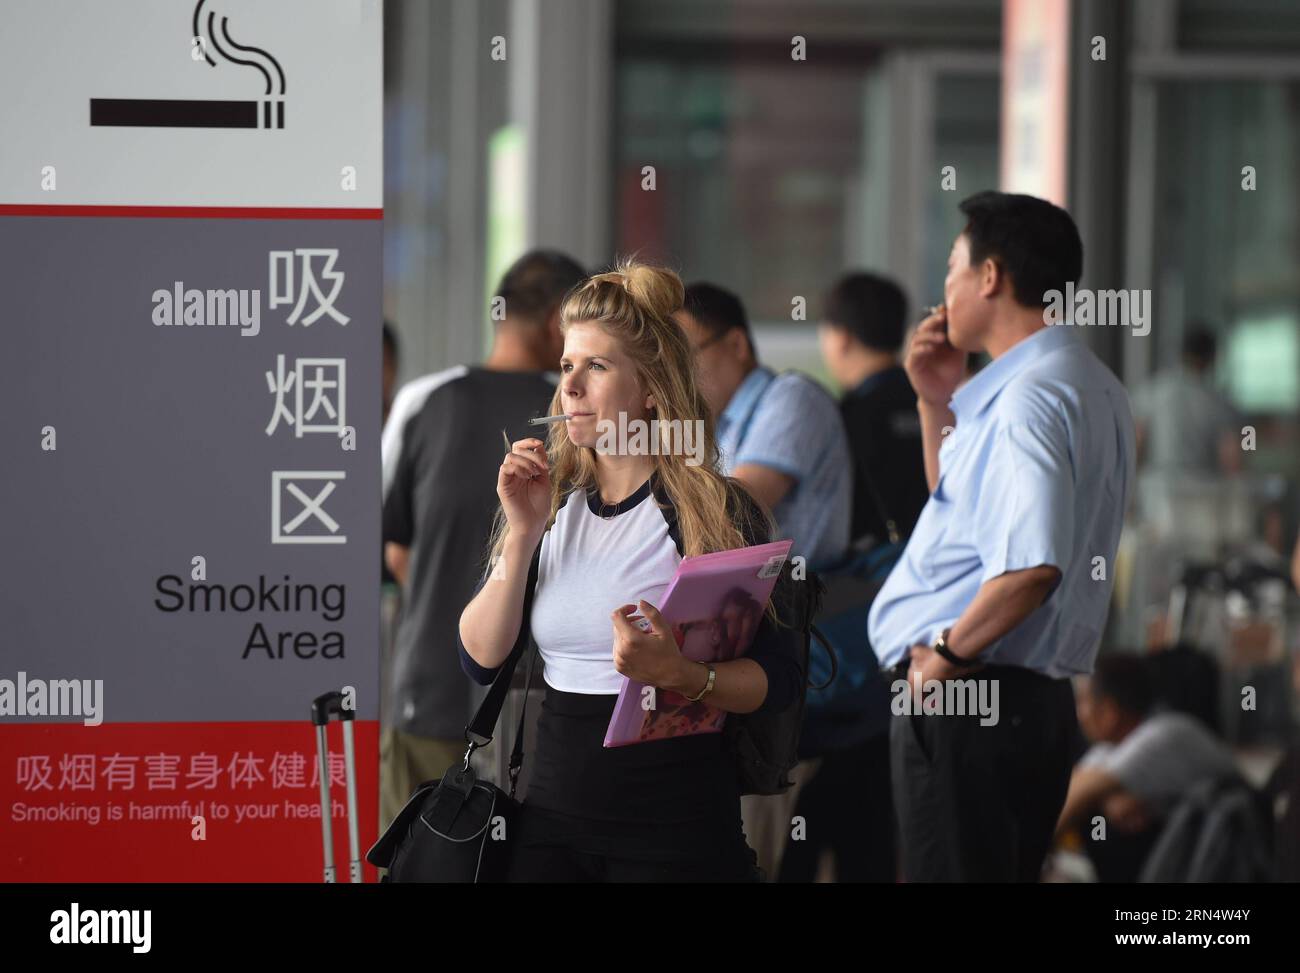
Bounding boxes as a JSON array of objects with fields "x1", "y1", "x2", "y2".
[
  {"x1": 777, "y1": 272, "x2": 930, "y2": 883},
  {"x1": 818, "y1": 271, "x2": 929, "y2": 549},
  {"x1": 869, "y1": 192, "x2": 1135, "y2": 882}
]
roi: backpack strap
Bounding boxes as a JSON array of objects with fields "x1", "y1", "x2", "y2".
[
  {"x1": 856, "y1": 465, "x2": 904, "y2": 546},
  {"x1": 808, "y1": 623, "x2": 838, "y2": 691}
]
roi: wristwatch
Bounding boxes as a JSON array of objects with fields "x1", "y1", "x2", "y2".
[
  {"x1": 684, "y1": 663, "x2": 716, "y2": 702},
  {"x1": 932, "y1": 629, "x2": 978, "y2": 668}
]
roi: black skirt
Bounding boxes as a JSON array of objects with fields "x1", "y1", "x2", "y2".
[{"x1": 519, "y1": 683, "x2": 752, "y2": 862}]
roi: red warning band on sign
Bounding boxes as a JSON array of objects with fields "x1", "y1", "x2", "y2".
[{"x1": 0, "y1": 721, "x2": 379, "y2": 883}]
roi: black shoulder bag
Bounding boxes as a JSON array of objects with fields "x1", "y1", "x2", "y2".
[{"x1": 366, "y1": 543, "x2": 543, "y2": 883}]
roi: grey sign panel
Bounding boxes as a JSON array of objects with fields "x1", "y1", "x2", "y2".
[{"x1": 0, "y1": 216, "x2": 380, "y2": 721}]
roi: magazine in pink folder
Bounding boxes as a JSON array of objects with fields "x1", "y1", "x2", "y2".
[{"x1": 603, "y1": 538, "x2": 794, "y2": 748}]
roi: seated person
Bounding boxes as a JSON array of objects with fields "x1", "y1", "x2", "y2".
[{"x1": 1055, "y1": 654, "x2": 1239, "y2": 881}]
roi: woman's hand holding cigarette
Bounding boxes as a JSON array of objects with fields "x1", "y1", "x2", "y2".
[{"x1": 498, "y1": 437, "x2": 551, "y2": 541}]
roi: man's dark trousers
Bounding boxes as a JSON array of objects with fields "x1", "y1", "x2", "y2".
[{"x1": 889, "y1": 663, "x2": 1078, "y2": 882}]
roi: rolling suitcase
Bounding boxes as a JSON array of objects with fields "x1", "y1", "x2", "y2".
[{"x1": 311, "y1": 690, "x2": 362, "y2": 883}]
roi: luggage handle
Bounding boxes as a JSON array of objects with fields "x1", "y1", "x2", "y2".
[{"x1": 312, "y1": 690, "x2": 362, "y2": 883}]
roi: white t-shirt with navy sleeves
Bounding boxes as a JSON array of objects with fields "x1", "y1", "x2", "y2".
[
  {"x1": 456, "y1": 473, "x2": 801, "y2": 715},
  {"x1": 529, "y1": 477, "x2": 682, "y2": 695}
]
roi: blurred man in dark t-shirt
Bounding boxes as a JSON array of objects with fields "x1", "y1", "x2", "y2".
[
  {"x1": 818, "y1": 272, "x2": 929, "y2": 548},
  {"x1": 782, "y1": 272, "x2": 927, "y2": 882},
  {"x1": 378, "y1": 250, "x2": 586, "y2": 831}
]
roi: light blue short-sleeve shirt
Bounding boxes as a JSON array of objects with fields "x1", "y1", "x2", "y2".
[
  {"x1": 716, "y1": 366, "x2": 852, "y2": 569},
  {"x1": 868, "y1": 326, "x2": 1135, "y2": 676}
]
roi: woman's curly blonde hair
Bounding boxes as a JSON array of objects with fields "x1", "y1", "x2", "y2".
[{"x1": 484, "y1": 258, "x2": 774, "y2": 581}]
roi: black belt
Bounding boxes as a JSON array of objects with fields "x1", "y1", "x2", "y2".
[{"x1": 880, "y1": 658, "x2": 1061, "y2": 684}]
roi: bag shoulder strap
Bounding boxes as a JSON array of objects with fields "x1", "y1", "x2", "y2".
[
  {"x1": 464, "y1": 535, "x2": 544, "y2": 755},
  {"x1": 506, "y1": 643, "x2": 538, "y2": 799}
]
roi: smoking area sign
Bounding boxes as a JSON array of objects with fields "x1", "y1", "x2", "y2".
[{"x1": 0, "y1": 0, "x2": 383, "y2": 881}]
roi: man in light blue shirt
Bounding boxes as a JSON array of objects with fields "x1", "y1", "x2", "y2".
[{"x1": 868, "y1": 191, "x2": 1135, "y2": 882}]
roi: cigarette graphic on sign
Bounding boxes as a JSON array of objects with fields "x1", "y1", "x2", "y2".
[{"x1": 90, "y1": 1, "x2": 286, "y2": 130}]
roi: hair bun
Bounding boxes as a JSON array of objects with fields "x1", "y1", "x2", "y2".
[{"x1": 618, "y1": 261, "x2": 684, "y2": 320}]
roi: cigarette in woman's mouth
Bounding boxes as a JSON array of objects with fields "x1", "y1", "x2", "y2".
[{"x1": 528, "y1": 413, "x2": 572, "y2": 425}]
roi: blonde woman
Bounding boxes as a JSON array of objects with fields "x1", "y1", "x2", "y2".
[{"x1": 457, "y1": 261, "x2": 802, "y2": 882}]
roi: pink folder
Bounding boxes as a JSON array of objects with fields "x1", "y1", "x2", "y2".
[{"x1": 603, "y1": 539, "x2": 794, "y2": 748}]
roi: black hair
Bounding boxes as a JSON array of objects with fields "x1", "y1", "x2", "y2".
[
  {"x1": 957, "y1": 191, "x2": 1083, "y2": 309},
  {"x1": 823, "y1": 272, "x2": 908, "y2": 353},
  {"x1": 1183, "y1": 326, "x2": 1218, "y2": 365},
  {"x1": 1145, "y1": 642, "x2": 1221, "y2": 733},
  {"x1": 494, "y1": 249, "x2": 587, "y2": 325},
  {"x1": 382, "y1": 320, "x2": 398, "y2": 358},
  {"x1": 682, "y1": 282, "x2": 755, "y2": 359},
  {"x1": 1090, "y1": 654, "x2": 1155, "y2": 718}
]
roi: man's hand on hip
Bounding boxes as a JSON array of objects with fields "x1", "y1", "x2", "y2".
[{"x1": 907, "y1": 642, "x2": 983, "y2": 702}]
